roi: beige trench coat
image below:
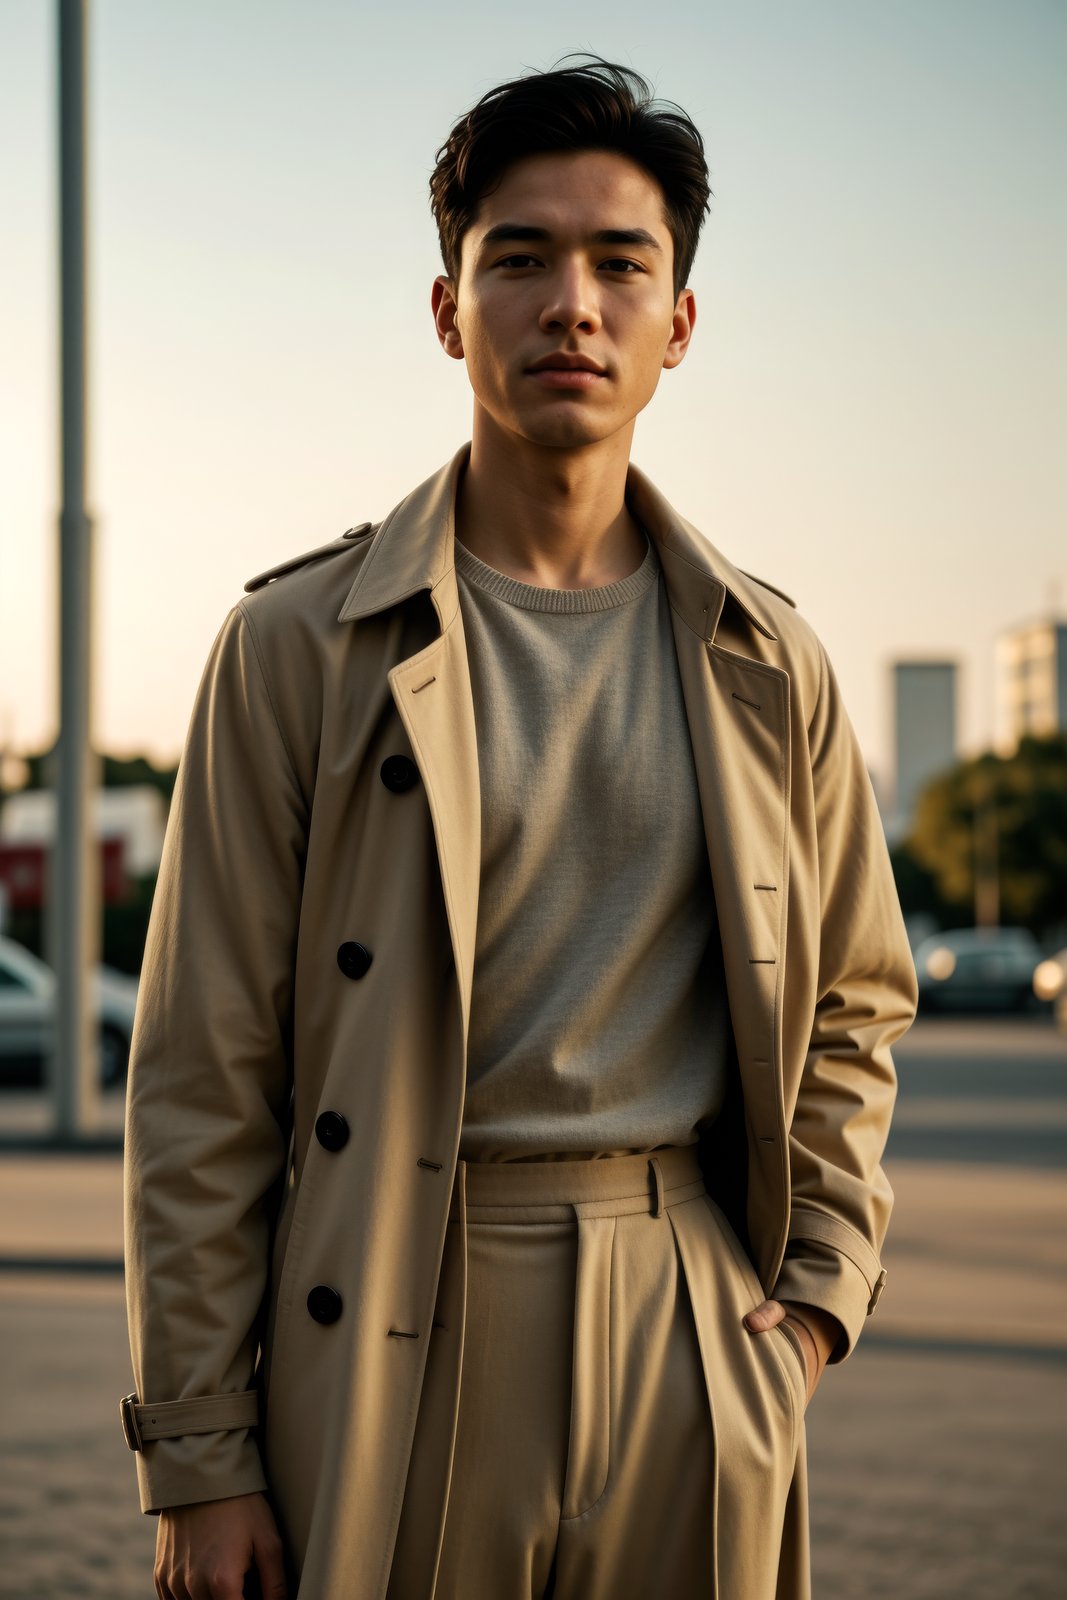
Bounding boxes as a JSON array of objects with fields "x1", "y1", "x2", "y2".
[{"x1": 123, "y1": 443, "x2": 918, "y2": 1598}]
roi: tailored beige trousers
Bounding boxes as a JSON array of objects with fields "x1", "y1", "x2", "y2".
[{"x1": 385, "y1": 1145, "x2": 811, "y2": 1600}]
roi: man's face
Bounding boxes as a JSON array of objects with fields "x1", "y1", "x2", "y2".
[{"x1": 432, "y1": 149, "x2": 695, "y2": 452}]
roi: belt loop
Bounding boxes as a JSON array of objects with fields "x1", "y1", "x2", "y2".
[{"x1": 649, "y1": 1156, "x2": 666, "y2": 1218}]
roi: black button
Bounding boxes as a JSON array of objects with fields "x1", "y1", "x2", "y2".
[
  {"x1": 380, "y1": 755, "x2": 419, "y2": 793},
  {"x1": 316, "y1": 1111, "x2": 350, "y2": 1152},
  {"x1": 337, "y1": 942, "x2": 373, "y2": 980},
  {"x1": 307, "y1": 1285, "x2": 343, "y2": 1324}
]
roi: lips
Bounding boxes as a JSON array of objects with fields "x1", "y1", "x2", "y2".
[
  {"x1": 524, "y1": 353, "x2": 608, "y2": 390},
  {"x1": 525, "y1": 353, "x2": 606, "y2": 375}
]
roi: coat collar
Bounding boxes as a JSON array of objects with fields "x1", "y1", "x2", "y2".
[{"x1": 338, "y1": 442, "x2": 783, "y2": 645}]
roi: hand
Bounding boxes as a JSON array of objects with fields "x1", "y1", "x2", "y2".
[
  {"x1": 155, "y1": 1491, "x2": 288, "y2": 1600},
  {"x1": 742, "y1": 1297, "x2": 838, "y2": 1404}
]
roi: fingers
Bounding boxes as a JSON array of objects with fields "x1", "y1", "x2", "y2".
[
  {"x1": 151, "y1": 1526, "x2": 285, "y2": 1599},
  {"x1": 154, "y1": 1561, "x2": 243, "y2": 1600},
  {"x1": 742, "y1": 1297, "x2": 786, "y2": 1333},
  {"x1": 152, "y1": 1494, "x2": 286, "y2": 1600},
  {"x1": 253, "y1": 1529, "x2": 289, "y2": 1600}
]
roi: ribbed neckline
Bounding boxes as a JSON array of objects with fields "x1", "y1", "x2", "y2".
[{"x1": 454, "y1": 532, "x2": 659, "y2": 614}]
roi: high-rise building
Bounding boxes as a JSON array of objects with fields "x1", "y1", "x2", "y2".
[
  {"x1": 995, "y1": 619, "x2": 1067, "y2": 755},
  {"x1": 889, "y1": 660, "x2": 958, "y2": 843}
]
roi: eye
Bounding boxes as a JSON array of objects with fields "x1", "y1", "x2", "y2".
[
  {"x1": 494, "y1": 254, "x2": 543, "y2": 269},
  {"x1": 600, "y1": 258, "x2": 644, "y2": 274}
]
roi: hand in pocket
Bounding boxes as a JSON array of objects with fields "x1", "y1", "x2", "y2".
[{"x1": 742, "y1": 1297, "x2": 832, "y2": 1404}]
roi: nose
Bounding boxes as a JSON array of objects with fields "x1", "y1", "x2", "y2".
[{"x1": 538, "y1": 261, "x2": 601, "y2": 336}]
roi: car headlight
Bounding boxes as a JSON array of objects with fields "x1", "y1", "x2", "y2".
[
  {"x1": 924, "y1": 947, "x2": 957, "y2": 981},
  {"x1": 1033, "y1": 958, "x2": 1065, "y2": 1001}
]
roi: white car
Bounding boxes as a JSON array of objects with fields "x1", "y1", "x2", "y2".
[{"x1": 0, "y1": 934, "x2": 139, "y2": 1088}]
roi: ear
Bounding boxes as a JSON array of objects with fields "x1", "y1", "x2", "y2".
[
  {"x1": 662, "y1": 287, "x2": 696, "y2": 371},
  {"x1": 431, "y1": 275, "x2": 465, "y2": 360}
]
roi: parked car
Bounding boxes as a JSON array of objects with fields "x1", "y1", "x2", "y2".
[
  {"x1": 0, "y1": 934, "x2": 139, "y2": 1088},
  {"x1": 913, "y1": 926, "x2": 1045, "y2": 1014},
  {"x1": 1032, "y1": 947, "x2": 1067, "y2": 1031}
]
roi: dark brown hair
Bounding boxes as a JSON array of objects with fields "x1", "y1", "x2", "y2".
[{"x1": 430, "y1": 56, "x2": 712, "y2": 298}]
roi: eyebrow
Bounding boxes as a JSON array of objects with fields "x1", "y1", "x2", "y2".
[{"x1": 478, "y1": 224, "x2": 663, "y2": 253}]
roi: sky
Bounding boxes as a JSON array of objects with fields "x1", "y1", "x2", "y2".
[{"x1": 2, "y1": 0, "x2": 1064, "y2": 804}]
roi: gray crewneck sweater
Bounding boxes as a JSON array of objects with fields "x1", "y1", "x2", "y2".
[{"x1": 455, "y1": 531, "x2": 729, "y2": 1162}]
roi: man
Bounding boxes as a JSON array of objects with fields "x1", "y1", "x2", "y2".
[{"x1": 123, "y1": 57, "x2": 917, "y2": 1600}]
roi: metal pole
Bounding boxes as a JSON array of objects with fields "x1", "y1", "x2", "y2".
[
  {"x1": 51, "y1": 0, "x2": 100, "y2": 1139},
  {"x1": 973, "y1": 782, "x2": 999, "y2": 932}
]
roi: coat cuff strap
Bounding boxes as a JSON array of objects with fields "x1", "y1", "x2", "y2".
[
  {"x1": 785, "y1": 1206, "x2": 884, "y2": 1304},
  {"x1": 120, "y1": 1390, "x2": 259, "y2": 1452}
]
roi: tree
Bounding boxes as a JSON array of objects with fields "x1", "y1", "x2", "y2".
[
  {"x1": 905, "y1": 733, "x2": 1067, "y2": 938},
  {"x1": 21, "y1": 744, "x2": 178, "y2": 803}
]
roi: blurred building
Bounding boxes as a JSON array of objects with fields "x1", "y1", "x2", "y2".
[
  {"x1": 994, "y1": 618, "x2": 1067, "y2": 755},
  {"x1": 0, "y1": 785, "x2": 165, "y2": 876},
  {"x1": 888, "y1": 660, "x2": 958, "y2": 844}
]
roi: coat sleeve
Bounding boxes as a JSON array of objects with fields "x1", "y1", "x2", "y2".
[
  {"x1": 770, "y1": 638, "x2": 918, "y2": 1363},
  {"x1": 123, "y1": 601, "x2": 307, "y2": 1512}
]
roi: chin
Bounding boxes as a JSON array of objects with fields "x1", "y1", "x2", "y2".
[{"x1": 511, "y1": 410, "x2": 619, "y2": 451}]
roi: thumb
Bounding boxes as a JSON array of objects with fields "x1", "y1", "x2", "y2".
[{"x1": 743, "y1": 1297, "x2": 785, "y2": 1333}]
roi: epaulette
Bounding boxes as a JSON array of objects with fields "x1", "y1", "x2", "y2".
[
  {"x1": 738, "y1": 568, "x2": 797, "y2": 609},
  {"x1": 244, "y1": 523, "x2": 374, "y2": 593}
]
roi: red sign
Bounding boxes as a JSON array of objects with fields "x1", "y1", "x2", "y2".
[{"x1": 0, "y1": 838, "x2": 128, "y2": 910}]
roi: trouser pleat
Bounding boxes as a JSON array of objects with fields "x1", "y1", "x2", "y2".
[{"x1": 559, "y1": 1210, "x2": 615, "y2": 1520}]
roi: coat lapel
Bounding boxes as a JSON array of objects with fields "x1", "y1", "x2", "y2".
[
  {"x1": 671, "y1": 610, "x2": 792, "y2": 1279},
  {"x1": 630, "y1": 471, "x2": 793, "y2": 1283},
  {"x1": 339, "y1": 448, "x2": 482, "y2": 1046},
  {"x1": 388, "y1": 618, "x2": 481, "y2": 1045}
]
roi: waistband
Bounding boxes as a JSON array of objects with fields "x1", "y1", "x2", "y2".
[{"x1": 449, "y1": 1144, "x2": 707, "y2": 1224}]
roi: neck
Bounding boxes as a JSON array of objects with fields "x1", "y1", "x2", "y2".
[{"x1": 455, "y1": 409, "x2": 647, "y2": 588}]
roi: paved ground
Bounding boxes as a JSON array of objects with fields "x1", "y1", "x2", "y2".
[
  {"x1": 0, "y1": 1273, "x2": 156, "y2": 1598},
  {"x1": 807, "y1": 1343, "x2": 1064, "y2": 1600},
  {"x1": 1, "y1": 1015, "x2": 1065, "y2": 1597}
]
